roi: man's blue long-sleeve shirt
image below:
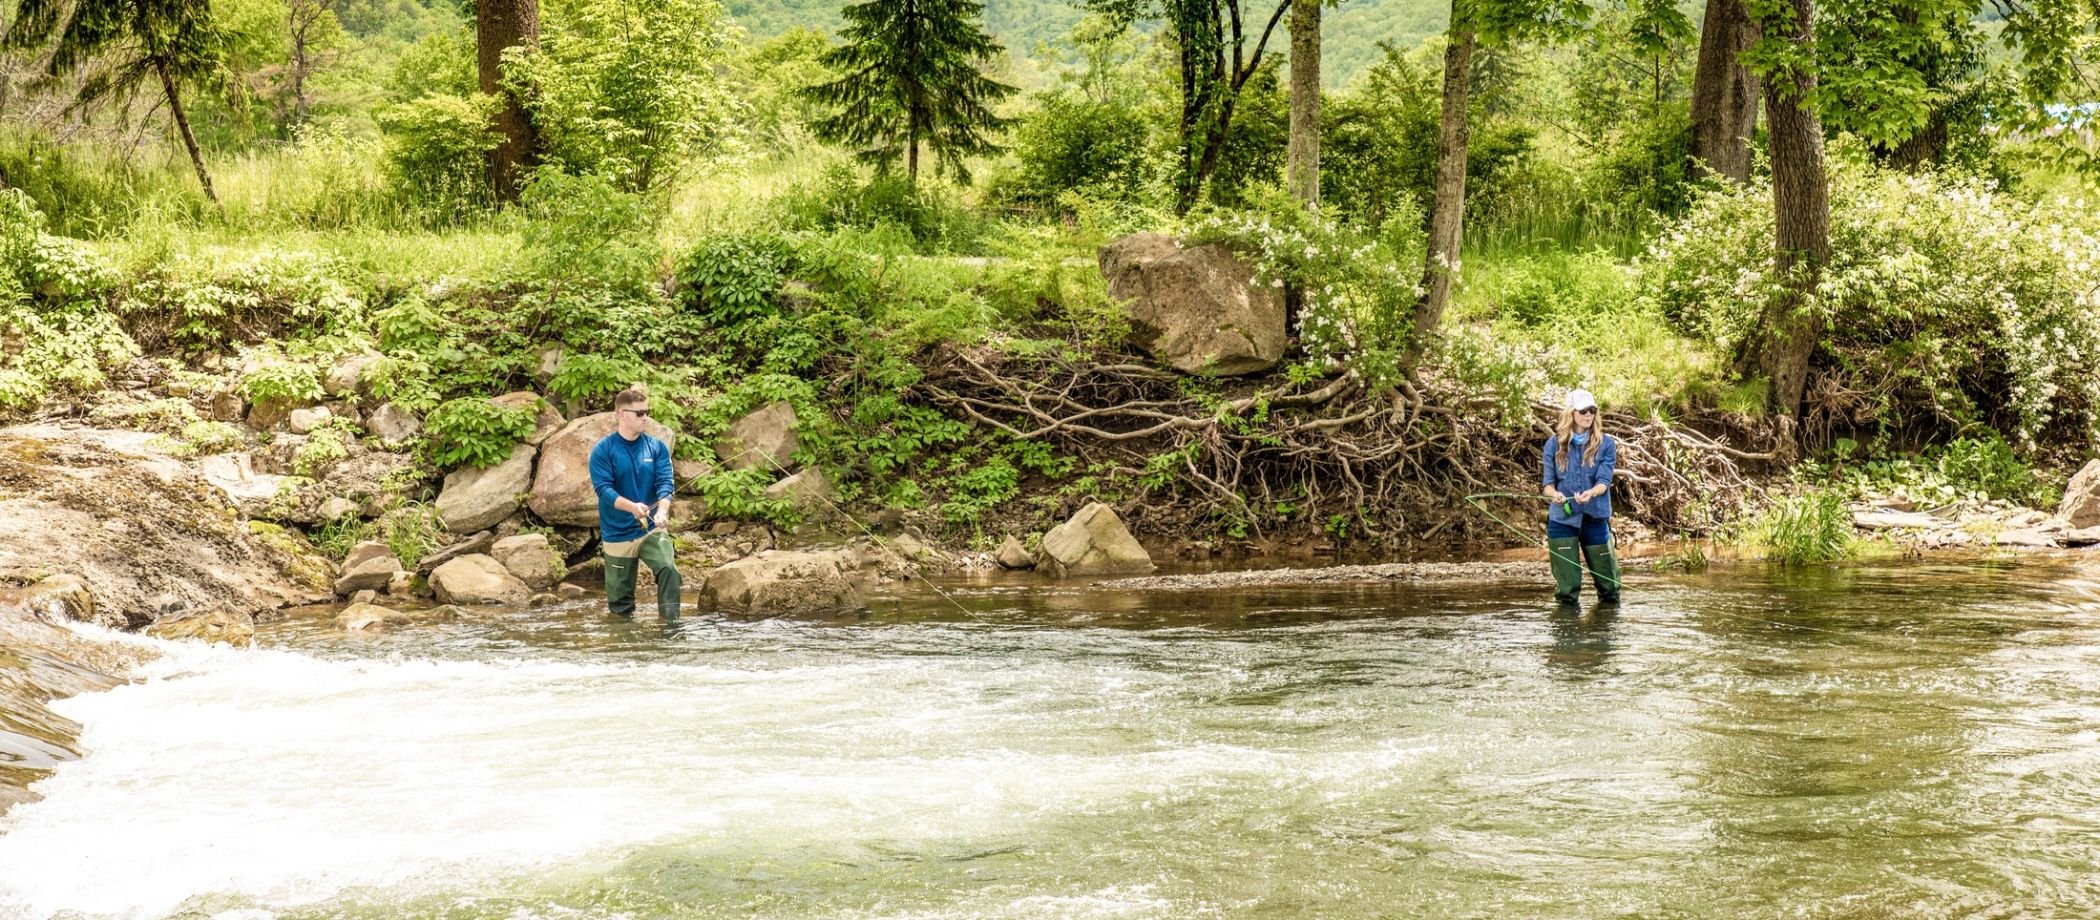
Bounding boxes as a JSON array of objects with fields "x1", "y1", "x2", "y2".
[{"x1": 589, "y1": 432, "x2": 674, "y2": 543}]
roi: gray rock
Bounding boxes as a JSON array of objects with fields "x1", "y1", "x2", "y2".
[
  {"x1": 344, "y1": 540, "x2": 394, "y2": 571},
  {"x1": 763, "y1": 467, "x2": 834, "y2": 509},
  {"x1": 1996, "y1": 529, "x2": 2059, "y2": 548},
  {"x1": 387, "y1": 570, "x2": 416, "y2": 596},
  {"x1": 1099, "y1": 232, "x2": 1287, "y2": 376},
  {"x1": 247, "y1": 398, "x2": 297, "y2": 431},
  {"x1": 324, "y1": 352, "x2": 382, "y2": 397},
  {"x1": 2063, "y1": 526, "x2": 2100, "y2": 547},
  {"x1": 2058, "y1": 459, "x2": 2100, "y2": 530},
  {"x1": 535, "y1": 346, "x2": 564, "y2": 385},
  {"x1": 8, "y1": 574, "x2": 97, "y2": 625},
  {"x1": 714, "y1": 401, "x2": 799, "y2": 472},
  {"x1": 366, "y1": 403, "x2": 422, "y2": 445},
  {"x1": 288, "y1": 406, "x2": 333, "y2": 435},
  {"x1": 1038, "y1": 502, "x2": 1155, "y2": 576},
  {"x1": 996, "y1": 535, "x2": 1035, "y2": 569},
  {"x1": 211, "y1": 389, "x2": 246, "y2": 423},
  {"x1": 197, "y1": 452, "x2": 287, "y2": 510},
  {"x1": 529, "y1": 412, "x2": 677, "y2": 527},
  {"x1": 674, "y1": 457, "x2": 713, "y2": 495},
  {"x1": 333, "y1": 553, "x2": 404, "y2": 596},
  {"x1": 417, "y1": 531, "x2": 495, "y2": 574},
  {"x1": 556, "y1": 582, "x2": 588, "y2": 600},
  {"x1": 428, "y1": 554, "x2": 531, "y2": 606},
  {"x1": 318, "y1": 496, "x2": 360, "y2": 521},
  {"x1": 700, "y1": 550, "x2": 866, "y2": 614},
  {"x1": 436, "y1": 443, "x2": 537, "y2": 534},
  {"x1": 338, "y1": 601, "x2": 463, "y2": 631},
  {"x1": 529, "y1": 593, "x2": 560, "y2": 607},
  {"x1": 491, "y1": 533, "x2": 564, "y2": 590},
  {"x1": 490, "y1": 392, "x2": 566, "y2": 446},
  {"x1": 350, "y1": 589, "x2": 378, "y2": 605}
]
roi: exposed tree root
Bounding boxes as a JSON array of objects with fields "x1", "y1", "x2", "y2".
[{"x1": 920, "y1": 344, "x2": 1779, "y2": 550}]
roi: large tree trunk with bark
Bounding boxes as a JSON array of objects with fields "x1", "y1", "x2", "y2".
[
  {"x1": 1689, "y1": 0, "x2": 1761, "y2": 183},
  {"x1": 155, "y1": 57, "x2": 217, "y2": 204},
  {"x1": 1286, "y1": 0, "x2": 1320, "y2": 207},
  {"x1": 1745, "y1": 0, "x2": 1829, "y2": 433},
  {"x1": 1412, "y1": 27, "x2": 1475, "y2": 351},
  {"x1": 477, "y1": 0, "x2": 540, "y2": 204}
]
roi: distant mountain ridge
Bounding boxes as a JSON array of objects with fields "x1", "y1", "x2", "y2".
[{"x1": 721, "y1": 0, "x2": 1452, "y2": 89}]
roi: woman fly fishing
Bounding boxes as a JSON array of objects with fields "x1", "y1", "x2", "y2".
[{"x1": 1543, "y1": 389, "x2": 1621, "y2": 605}]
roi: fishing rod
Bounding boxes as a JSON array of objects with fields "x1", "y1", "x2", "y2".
[{"x1": 1463, "y1": 491, "x2": 1625, "y2": 590}]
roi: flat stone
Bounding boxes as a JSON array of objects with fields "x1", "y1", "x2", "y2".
[
  {"x1": 700, "y1": 550, "x2": 865, "y2": 614},
  {"x1": 674, "y1": 458, "x2": 713, "y2": 495},
  {"x1": 417, "y1": 531, "x2": 495, "y2": 574},
  {"x1": 428, "y1": 554, "x2": 531, "y2": 606},
  {"x1": 2063, "y1": 526, "x2": 2100, "y2": 547},
  {"x1": 556, "y1": 582, "x2": 587, "y2": 599},
  {"x1": 1852, "y1": 510, "x2": 1942, "y2": 531},
  {"x1": 367, "y1": 402, "x2": 422, "y2": 445},
  {"x1": 1996, "y1": 529, "x2": 2059, "y2": 548},
  {"x1": 343, "y1": 540, "x2": 394, "y2": 571},
  {"x1": 350, "y1": 589, "x2": 378, "y2": 605},
  {"x1": 333, "y1": 553, "x2": 404, "y2": 596},
  {"x1": 763, "y1": 467, "x2": 834, "y2": 509},
  {"x1": 490, "y1": 533, "x2": 564, "y2": 590}
]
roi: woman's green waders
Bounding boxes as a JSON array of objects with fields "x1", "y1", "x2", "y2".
[
  {"x1": 603, "y1": 530, "x2": 682, "y2": 621},
  {"x1": 1549, "y1": 538, "x2": 1621, "y2": 605}
]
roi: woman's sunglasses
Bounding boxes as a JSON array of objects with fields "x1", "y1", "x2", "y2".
[{"x1": 1574, "y1": 407, "x2": 1596, "y2": 416}]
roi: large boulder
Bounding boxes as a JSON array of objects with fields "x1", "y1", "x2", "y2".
[
  {"x1": 491, "y1": 533, "x2": 564, "y2": 590},
  {"x1": 0, "y1": 426, "x2": 329, "y2": 627},
  {"x1": 714, "y1": 401, "x2": 799, "y2": 472},
  {"x1": 490, "y1": 392, "x2": 566, "y2": 446},
  {"x1": 700, "y1": 550, "x2": 866, "y2": 615},
  {"x1": 528, "y1": 412, "x2": 677, "y2": 527},
  {"x1": 323, "y1": 352, "x2": 383, "y2": 398},
  {"x1": 764, "y1": 467, "x2": 834, "y2": 510},
  {"x1": 428, "y1": 554, "x2": 531, "y2": 606},
  {"x1": 1038, "y1": 502, "x2": 1155, "y2": 576},
  {"x1": 1099, "y1": 232, "x2": 1287, "y2": 376},
  {"x1": 436, "y1": 444, "x2": 537, "y2": 534},
  {"x1": 2059, "y1": 459, "x2": 2100, "y2": 530}
]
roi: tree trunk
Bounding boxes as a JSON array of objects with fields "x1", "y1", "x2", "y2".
[
  {"x1": 477, "y1": 0, "x2": 540, "y2": 204},
  {"x1": 1689, "y1": 0, "x2": 1761, "y2": 183},
  {"x1": 1285, "y1": 0, "x2": 1320, "y2": 207},
  {"x1": 1747, "y1": 0, "x2": 1829, "y2": 427},
  {"x1": 155, "y1": 57, "x2": 217, "y2": 204},
  {"x1": 1412, "y1": 27, "x2": 1474, "y2": 350}
]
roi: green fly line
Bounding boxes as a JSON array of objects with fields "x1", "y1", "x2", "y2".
[{"x1": 1463, "y1": 491, "x2": 1626, "y2": 590}]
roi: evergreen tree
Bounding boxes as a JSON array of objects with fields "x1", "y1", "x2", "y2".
[
  {"x1": 4, "y1": 0, "x2": 227, "y2": 202},
  {"x1": 802, "y1": 0, "x2": 1016, "y2": 186}
]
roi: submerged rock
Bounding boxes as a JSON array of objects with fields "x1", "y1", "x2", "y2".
[
  {"x1": 337, "y1": 602, "x2": 462, "y2": 630},
  {"x1": 146, "y1": 607, "x2": 256, "y2": 645},
  {"x1": 700, "y1": 550, "x2": 865, "y2": 614},
  {"x1": 1037, "y1": 503, "x2": 1155, "y2": 576}
]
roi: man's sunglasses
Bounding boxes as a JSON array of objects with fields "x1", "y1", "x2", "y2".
[{"x1": 622, "y1": 408, "x2": 651, "y2": 417}]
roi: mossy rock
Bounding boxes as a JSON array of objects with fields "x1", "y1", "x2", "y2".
[{"x1": 246, "y1": 521, "x2": 335, "y2": 594}]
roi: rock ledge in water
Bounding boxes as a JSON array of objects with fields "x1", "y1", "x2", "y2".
[{"x1": 1038, "y1": 503, "x2": 1154, "y2": 576}]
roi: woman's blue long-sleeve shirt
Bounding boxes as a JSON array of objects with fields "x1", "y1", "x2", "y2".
[
  {"x1": 1542, "y1": 433, "x2": 1617, "y2": 526},
  {"x1": 589, "y1": 432, "x2": 675, "y2": 543}
]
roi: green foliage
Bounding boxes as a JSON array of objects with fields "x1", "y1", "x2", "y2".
[
  {"x1": 510, "y1": 0, "x2": 741, "y2": 192},
  {"x1": 676, "y1": 232, "x2": 792, "y2": 331},
  {"x1": 1933, "y1": 434, "x2": 2057, "y2": 507},
  {"x1": 126, "y1": 249, "x2": 368, "y2": 352},
  {"x1": 1645, "y1": 154, "x2": 2100, "y2": 451},
  {"x1": 377, "y1": 93, "x2": 501, "y2": 221},
  {"x1": 1737, "y1": 489, "x2": 1857, "y2": 567},
  {"x1": 518, "y1": 171, "x2": 660, "y2": 292},
  {"x1": 0, "y1": 191, "x2": 138, "y2": 410},
  {"x1": 422, "y1": 396, "x2": 535, "y2": 468},
  {"x1": 293, "y1": 425, "x2": 352, "y2": 475},
  {"x1": 772, "y1": 164, "x2": 989, "y2": 253},
  {"x1": 688, "y1": 467, "x2": 799, "y2": 526},
  {"x1": 547, "y1": 353, "x2": 648, "y2": 404},
  {"x1": 800, "y1": 0, "x2": 1017, "y2": 184},
  {"x1": 979, "y1": 246, "x2": 1129, "y2": 351},
  {"x1": 1187, "y1": 187, "x2": 1425, "y2": 387},
  {"x1": 997, "y1": 89, "x2": 1159, "y2": 209},
  {"x1": 178, "y1": 419, "x2": 246, "y2": 455},
  {"x1": 1322, "y1": 42, "x2": 1539, "y2": 229},
  {"x1": 237, "y1": 352, "x2": 324, "y2": 404},
  {"x1": 729, "y1": 27, "x2": 835, "y2": 148},
  {"x1": 311, "y1": 513, "x2": 376, "y2": 561},
  {"x1": 381, "y1": 502, "x2": 444, "y2": 567}
]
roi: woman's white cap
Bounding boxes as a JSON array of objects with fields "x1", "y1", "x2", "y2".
[{"x1": 1564, "y1": 388, "x2": 1598, "y2": 411}]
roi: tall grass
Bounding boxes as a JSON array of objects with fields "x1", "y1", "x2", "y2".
[{"x1": 1735, "y1": 489, "x2": 1858, "y2": 566}]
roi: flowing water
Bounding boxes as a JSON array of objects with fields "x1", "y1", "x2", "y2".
[{"x1": 4, "y1": 560, "x2": 2100, "y2": 919}]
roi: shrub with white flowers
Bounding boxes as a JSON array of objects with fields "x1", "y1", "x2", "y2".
[
  {"x1": 1643, "y1": 152, "x2": 2100, "y2": 452},
  {"x1": 1186, "y1": 187, "x2": 1426, "y2": 389}
]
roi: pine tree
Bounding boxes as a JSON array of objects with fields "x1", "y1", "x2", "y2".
[
  {"x1": 4, "y1": 0, "x2": 227, "y2": 202},
  {"x1": 802, "y1": 0, "x2": 1016, "y2": 186}
]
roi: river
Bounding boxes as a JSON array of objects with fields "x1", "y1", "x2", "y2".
[{"x1": 3, "y1": 560, "x2": 2099, "y2": 918}]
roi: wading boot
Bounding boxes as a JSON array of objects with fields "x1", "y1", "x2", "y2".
[
  {"x1": 1549, "y1": 537, "x2": 1584, "y2": 605},
  {"x1": 1583, "y1": 541, "x2": 1622, "y2": 604},
  {"x1": 603, "y1": 553, "x2": 639, "y2": 617}
]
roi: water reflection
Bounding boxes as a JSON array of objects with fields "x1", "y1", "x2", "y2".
[{"x1": 1544, "y1": 603, "x2": 1618, "y2": 678}]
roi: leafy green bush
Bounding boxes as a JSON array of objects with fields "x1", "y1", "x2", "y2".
[
  {"x1": 0, "y1": 190, "x2": 138, "y2": 410},
  {"x1": 178, "y1": 420, "x2": 245, "y2": 455},
  {"x1": 1934, "y1": 434, "x2": 2056, "y2": 507},
  {"x1": 1321, "y1": 43, "x2": 1537, "y2": 229},
  {"x1": 1738, "y1": 489, "x2": 1856, "y2": 566},
  {"x1": 237, "y1": 354, "x2": 324, "y2": 404},
  {"x1": 378, "y1": 93, "x2": 500, "y2": 221},
  {"x1": 996, "y1": 90, "x2": 1158, "y2": 209},
  {"x1": 126, "y1": 250, "x2": 368, "y2": 352},
  {"x1": 423, "y1": 397, "x2": 536, "y2": 469},
  {"x1": 687, "y1": 467, "x2": 799, "y2": 526},
  {"x1": 311, "y1": 514, "x2": 376, "y2": 562},
  {"x1": 773, "y1": 165, "x2": 987, "y2": 253},
  {"x1": 294, "y1": 425, "x2": 352, "y2": 476},
  {"x1": 1645, "y1": 153, "x2": 2100, "y2": 451},
  {"x1": 675, "y1": 232, "x2": 792, "y2": 331},
  {"x1": 1187, "y1": 187, "x2": 1425, "y2": 387},
  {"x1": 507, "y1": 0, "x2": 739, "y2": 192}
]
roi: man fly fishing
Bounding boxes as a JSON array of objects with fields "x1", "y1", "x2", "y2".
[
  {"x1": 1542, "y1": 389, "x2": 1621, "y2": 605},
  {"x1": 590, "y1": 387, "x2": 682, "y2": 621}
]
